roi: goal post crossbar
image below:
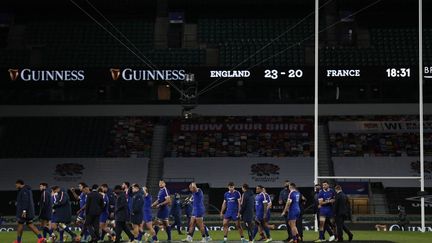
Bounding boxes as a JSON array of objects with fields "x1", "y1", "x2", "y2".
[{"x1": 317, "y1": 176, "x2": 422, "y2": 180}]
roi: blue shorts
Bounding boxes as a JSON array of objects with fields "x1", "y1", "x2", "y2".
[
  {"x1": 224, "y1": 213, "x2": 238, "y2": 221},
  {"x1": 157, "y1": 207, "x2": 170, "y2": 220},
  {"x1": 192, "y1": 208, "x2": 205, "y2": 218},
  {"x1": 288, "y1": 211, "x2": 300, "y2": 221},
  {"x1": 143, "y1": 215, "x2": 153, "y2": 223},
  {"x1": 100, "y1": 212, "x2": 109, "y2": 223},
  {"x1": 319, "y1": 207, "x2": 334, "y2": 218},
  {"x1": 143, "y1": 212, "x2": 153, "y2": 223}
]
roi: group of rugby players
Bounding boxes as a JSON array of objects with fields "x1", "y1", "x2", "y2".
[
  {"x1": 14, "y1": 178, "x2": 351, "y2": 243},
  {"x1": 312, "y1": 181, "x2": 354, "y2": 242},
  {"x1": 14, "y1": 179, "x2": 176, "y2": 243}
]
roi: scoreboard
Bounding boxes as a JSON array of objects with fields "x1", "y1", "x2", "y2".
[{"x1": 1, "y1": 66, "x2": 431, "y2": 84}]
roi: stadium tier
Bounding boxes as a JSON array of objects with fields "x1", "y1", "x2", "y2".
[
  {"x1": 23, "y1": 20, "x2": 206, "y2": 67},
  {"x1": 1, "y1": 116, "x2": 431, "y2": 160},
  {"x1": 198, "y1": 18, "x2": 311, "y2": 66},
  {"x1": 329, "y1": 133, "x2": 432, "y2": 157},
  {"x1": 167, "y1": 116, "x2": 313, "y2": 157},
  {"x1": 106, "y1": 117, "x2": 155, "y2": 157},
  {"x1": 0, "y1": 117, "x2": 113, "y2": 158},
  {"x1": 2, "y1": 19, "x2": 431, "y2": 68}
]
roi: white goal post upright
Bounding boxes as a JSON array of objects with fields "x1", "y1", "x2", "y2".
[
  {"x1": 314, "y1": 0, "x2": 319, "y2": 232},
  {"x1": 313, "y1": 0, "x2": 426, "y2": 233},
  {"x1": 419, "y1": 0, "x2": 426, "y2": 233}
]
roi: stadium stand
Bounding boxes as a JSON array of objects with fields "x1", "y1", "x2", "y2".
[
  {"x1": 0, "y1": 117, "x2": 156, "y2": 158},
  {"x1": 106, "y1": 117, "x2": 155, "y2": 157},
  {"x1": 1, "y1": 18, "x2": 431, "y2": 68},
  {"x1": 167, "y1": 116, "x2": 313, "y2": 157},
  {"x1": 329, "y1": 133, "x2": 432, "y2": 157},
  {"x1": 328, "y1": 116, "x2": 432, "y2": 156},
  {"x1": 198, "y1": 18, "x2": 312, "y2": 67},
  {"x1": 321, "y1": 28, "x2": 432, "y2": 66},
  {"x1": 0, "y1": 117, "x2": 113, "y2": 158},
  {"x1": 21, "y1": 20, "x2": 206, "y2": 67}
]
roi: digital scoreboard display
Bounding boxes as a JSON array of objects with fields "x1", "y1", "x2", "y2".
[{"x1": 2, "y1": 66, "x2": 429, "y2": 84}]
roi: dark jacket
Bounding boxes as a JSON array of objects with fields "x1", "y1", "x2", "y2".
[
  {"x1": 279, "y1": 188, "x2": 289, "y2": 204},
  {"x1": 52, "y1": 189, "x2": 72, "y2": 223},
  {"x1": 39, "y1": 188, "x2": 52, "y2": 218},
  {"x1": 131, "y1": 192, "x2": 144, "y2": 223},
  {"x1": 85, "y1": 190, "x2": 104, "y2": 216},
  {"x1": 16, "y1": 185, "x2": 35, "y2": 219},
  {"x1": 240, "y1": 189, "x2": 255, "y2": 222},
  {"x1": 334, "y1": 191, "x2": 349, "y2": 217},
  {"x1": 184, "y1": 199, "x2": 193, "y2": 218},
  {"x1": 313, "y1": 191, "x2": 320, "y2": 214},
  {"x1": 170, "y1": 198, "x2": 182, "y2": 217},
  {"x1": 115, "y1": 192, "x2": 129, "y2": 222},
  {"x1": 107, "y1": 188, "x2": 116, "y2": 214}
]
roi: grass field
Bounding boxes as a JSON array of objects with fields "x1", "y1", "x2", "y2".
[{"x1": 1, "y1": 230, "x2": 431, "y2": 243}]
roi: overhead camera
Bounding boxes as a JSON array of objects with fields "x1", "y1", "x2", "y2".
[
  {"x1": 182, "y1": 104, "x2": 197, "y2": 119},
  {"x1": 180, "y1": 73, "x2": 198, "y2": 119}
]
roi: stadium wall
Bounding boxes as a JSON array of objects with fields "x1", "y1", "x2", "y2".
[
  {"x1": 163, "y1": 157, "x2": 313, "y2": 188},
  {"x1": 0, "y1": 158, "x2": 149, "y2": 190},
  {"x1": 332, "y1": 157, "x2": 432, "y2": 187}
]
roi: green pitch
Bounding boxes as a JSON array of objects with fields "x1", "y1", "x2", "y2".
[{"x1": 0, "y1": 230, "x2": 431, "y2": 243}]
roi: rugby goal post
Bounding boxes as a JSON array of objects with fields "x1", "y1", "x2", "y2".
[{"x1": 313, "y1": 0, "x2": 426, "y2": 233}]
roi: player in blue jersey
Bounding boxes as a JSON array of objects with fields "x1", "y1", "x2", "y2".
[
  {"x1": 152, "y1": 179, "x2": 172, "y2": 241},
  {"x1": 281, "y1": 183, "x2": 301, "y2": 243},
  {"x1": 260, "y1": 188, "x2": 272, "y2": 242},
  {"x1": 142, "y1": 186, "x2": 158, "y2": 242},
  {"x1": 182, "y1": 194, "x2": 211, "y2": 240},
  {"x1": 183, "y1": 182, "x2": 211, "y2": 243},
  {"x1": 263, "y1": 188, "x2": 272, "y2": 223},
  {"x1": 315, "y1": 181, "x2": 336, "y2": 242},
  {"x1": 70, "y1": 183, "x2": 88, "y2": 224},
  {"x1": 253, "y1": 185, "x2": 272, "y2": 243},
  {"x1": 99, "y1": 186, "x2": 116, "y2": 241},
  {"x1": 220, "y1": 182, "x2": 245, "y2": 242},
  {"x1": 100, "y1": 184, "x2": 116, "y2": 241},
  {"x1": 70, "y1": 183, "x2": 90, "y2": 242}
]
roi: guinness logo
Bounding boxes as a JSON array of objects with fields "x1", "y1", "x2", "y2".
[
  {"x1": 110, "y1": 68, "x2": 121, "y2": 80},
  {"x1": 8, "y1": 69, "x2": 19, "y2": 81}
]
